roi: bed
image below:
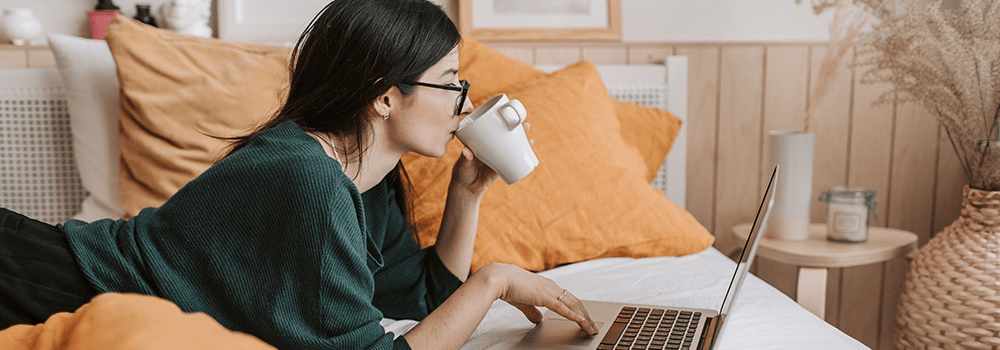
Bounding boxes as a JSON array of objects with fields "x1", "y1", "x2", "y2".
[{"x1": 0, "y1": 15, "x2": 866, "y2": 350}]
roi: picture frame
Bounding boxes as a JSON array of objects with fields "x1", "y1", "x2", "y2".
[{"x1": 458, "y1": 0, "x2": 622, "y2": 42}]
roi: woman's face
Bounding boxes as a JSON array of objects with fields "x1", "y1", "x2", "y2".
[{"x1": 386, "y1": 48, "x2": 474, "y2": 158}]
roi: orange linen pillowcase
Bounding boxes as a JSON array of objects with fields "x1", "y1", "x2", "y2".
[
  {"x1": 0, "y1": 293, "x2": 276, "y2": 350},
  {"x1": 457, "y1": 38, "x2": 681, "y2": 182},
  {"x1": 403, "y1": 61, "x2": 713, "y2": 272},
  {"x1": 104, "y1": 15, "x2": 291, "y2": 217}
]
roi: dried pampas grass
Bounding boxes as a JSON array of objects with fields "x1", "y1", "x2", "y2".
[
  {"x1": 797, "y1": 0, "x2": 868, "y2": 133},
  {"x1": 809, "y1": 0, "x2": 1000, "y2": 190}
]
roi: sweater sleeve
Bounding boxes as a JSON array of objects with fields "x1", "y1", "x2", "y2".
[{"x1": 369, "y1": 184, "x2": 464, "y2": 321}]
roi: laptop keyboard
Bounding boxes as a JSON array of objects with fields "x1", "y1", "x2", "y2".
[{"x1": 597, "y1": 306, "x2": 702, "y2": 350}]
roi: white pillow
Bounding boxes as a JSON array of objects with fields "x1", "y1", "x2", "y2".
[{"x1": 48, "y1": 33, "x2": 124, "y2": 221}]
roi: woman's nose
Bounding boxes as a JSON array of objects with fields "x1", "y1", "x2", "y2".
[{"x1": 461, "y1": 100, "x2": 475, "y2": 116}]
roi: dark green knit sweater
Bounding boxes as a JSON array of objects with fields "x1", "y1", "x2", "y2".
[{"x1": 61, "y1": 121, "x2": 463, "y2": 349}]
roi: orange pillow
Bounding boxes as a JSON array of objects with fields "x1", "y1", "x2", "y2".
[
  {"x1": 403, "y1": 61, "x2": 712, "y2": 272},
  {"x1": 105, "y1": 15, "x2": 291, "y2": 217},
  {"x1": 0, "y1": 293, "x2": 275, "y2": 350},
  {"x1": 458, "y1": 38, "x2": 681, "y2": 182}
]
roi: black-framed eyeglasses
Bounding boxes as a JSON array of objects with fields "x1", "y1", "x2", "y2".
[{"x1": 401, "y1": 79, "x2": 470, "y2": 115}]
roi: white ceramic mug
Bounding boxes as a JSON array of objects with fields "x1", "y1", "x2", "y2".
[{"x1": 455, "y1": 94, "x2": 539, "y2": 184}]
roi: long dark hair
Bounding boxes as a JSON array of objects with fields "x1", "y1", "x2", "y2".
[{"x1": 226, "y1": 0, "x2": 461, "y2": 233}]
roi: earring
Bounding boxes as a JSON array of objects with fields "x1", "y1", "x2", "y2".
[{"x1": 383, "y1": 113, "x2": 389, "y2": 120}]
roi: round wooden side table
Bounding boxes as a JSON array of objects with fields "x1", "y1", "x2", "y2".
[{"x1": 731, "y1": 223, "x2": 917, "y2": 318}]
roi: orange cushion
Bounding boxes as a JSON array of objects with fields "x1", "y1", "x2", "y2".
[
  {"x1": 104, "y1": 15, "x2": 291, "y2": 218},
  {"x1": 457, "y1": 38, "x2": 681, "y2": 181},
  {"x1": 403, "y1": 61, "x2": 713, "y2": 272},
  {"x1": 0, "y1": 293, "x2": 275, "y2": 350}
]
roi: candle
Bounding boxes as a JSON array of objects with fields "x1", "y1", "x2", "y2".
[{"x1": 820, "y1": 186, "x2": 877, "y2": 242}]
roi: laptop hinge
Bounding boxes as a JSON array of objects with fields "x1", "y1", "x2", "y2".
[{"x1": 699, "y1": 314, "x2": 723, "y2": 350}]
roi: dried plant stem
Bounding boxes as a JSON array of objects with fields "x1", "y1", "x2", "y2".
[{"x1": 803, "y1": 0, "x2": 868, "y2": 132}]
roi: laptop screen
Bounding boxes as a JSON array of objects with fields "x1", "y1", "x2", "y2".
[{"x1": 718, "y1": 165, "x2": 778, "y2": 317}]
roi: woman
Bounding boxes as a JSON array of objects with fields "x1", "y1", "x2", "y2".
[{"x1": 0, "y1": 0, "x2": 597, "y2": 349}]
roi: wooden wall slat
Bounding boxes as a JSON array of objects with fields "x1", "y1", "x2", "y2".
[
  {"x1": 847, "y1": 77, "x2": 895, "y2": 226},
  {"x1": 879, "y1": 257, "x2": 910, "y2": 350},
  {"x1": 934, "y1": 125, "x2": 966, "y2": 237},
  {"x1": 628, "y1": 45, "x2": 674, "y2": 64},
  {"x1": 26, "y1": 49, "x2": 56, "y2": 68},
  {"x1": 582, "y1": 46, "x2": 628, "y2": 64},
  {"x1": 676, "y1": 45, "x2": 720, "y2": 232},
  {"x1": 0, "y1": 51, "x2": 27, "y2": 69},
  {"x1": 754, "y1": 257, "x2": 798, "y2": 299},
  {"x1": 714, "y1": 46, "x2": 765, "y2": 255},
  {"x1": 535, "y1": 46, "x2": 582, "y2": 65},
  {"x1": 760, "y1": 46, "x2": 811, "y2": 196},
  {"x1": 838, "y1": 263, "x2": 884, "y2": 348},
  {"x1": 825, "y1": 267, "x2": 843, "y2": 327},
  {"x1": 888, "y1": 103, "x2": 938, "y2": 245},
  {"x1": 807, "y1": 46, "x2": 854, "y2": 223},
  {"x1": 489, "y1": 45, "x2": 534, "y2": 65}
]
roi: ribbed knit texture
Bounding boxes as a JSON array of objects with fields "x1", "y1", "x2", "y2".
[{"x1": 61, "y1": 121, "x2": 463, "y2": 349}]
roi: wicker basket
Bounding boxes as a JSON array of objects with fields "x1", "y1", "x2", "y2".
[{"x1": 896, "y1": 186, "x2": 1000, "y2": 349}]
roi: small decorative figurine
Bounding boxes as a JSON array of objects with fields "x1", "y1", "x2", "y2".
[
  {"x1": 161, "y1": 0, "x2": 212, "y2": 38},
  {"x1": 94, "y1": 0, "x2": 120, "y2": 11},
  {"x1": 2, "y1": 8, "x2": 43, "y2": 45},
  {"x1": 134, "y1": 4, "x2": 157, "y2": 27}
]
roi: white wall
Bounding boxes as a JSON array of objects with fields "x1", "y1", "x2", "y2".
[
  {"x1": 621, "y1": 0, "x2": 834, "y2": 42},
  {"x1": 0, "y1": 0, "x2": 834, "y2": 43}
]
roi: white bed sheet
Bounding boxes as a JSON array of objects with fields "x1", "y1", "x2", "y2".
[{"x1": 381, "y1": 247, "x2": 867, "y2": 349}]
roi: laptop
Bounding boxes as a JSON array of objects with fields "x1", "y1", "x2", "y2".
[{"x1": 517, "y1": 165, "x2": 779, "y2": 350}]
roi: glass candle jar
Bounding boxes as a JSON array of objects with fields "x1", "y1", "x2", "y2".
[{"x1": 819, "y1": 186, "x2": 878, "y2": 242}]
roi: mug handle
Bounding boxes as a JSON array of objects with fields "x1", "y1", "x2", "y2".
[{"x1": 499, "y1": 99, "x2": 527, "y2": 131}]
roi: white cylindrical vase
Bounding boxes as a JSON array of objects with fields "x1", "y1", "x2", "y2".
[
  {"x1": 1, "y1": 9, "x2": 42, "y2": 46},
  {"x1": 766, "y1": 130, "x2": 814, "y2": 241}
]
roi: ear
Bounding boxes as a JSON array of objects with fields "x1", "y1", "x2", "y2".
[{"x1": 372, "y1": 87, "x2": 399, "y2": 118}]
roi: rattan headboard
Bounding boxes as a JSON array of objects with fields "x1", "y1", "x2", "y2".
[{"x1": 0, "y1": 69, "x2": 85, "y2": 224}]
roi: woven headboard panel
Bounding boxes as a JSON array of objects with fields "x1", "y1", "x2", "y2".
[
  {"x1": 0, "y1": 69, "x2": 86, "y2": 224},
  {"x1": 605, "y1": 83, "x2": 672, "y2": 196}
]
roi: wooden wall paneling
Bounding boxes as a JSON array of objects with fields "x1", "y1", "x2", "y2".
[
  {"x1": 760, "y1": 45, "x2": 810, "y2": 196},
  {"x1": 825, "y1": 267, "x2": 843, "y2": 327},
  {"x1": 676, "y1": 45, "x2": 720, "y2": 232},
  {"x1": 27, "y1": 49, "x2": 56, "y2": 68},
  {"x1": 753, "y1": 257, "x2": 798, "y2": 300},
  {"x1": 489, "y1": 45, "x2": 534, "y2": 65},
  {"x1": 878, "y1": 257, "x2": 910, "y2": 350},
  {"x1": 582, "y1": 45, "x2": 628, "y2": 64},
  {"x1": 847, "y1": 73, "x2": 895, "y2": 226},
  {"x1": 807, "y1": 46, "x2": 854, "y2": 223},
  {"x1": 838, "y1": 263, "x2": 885, "y2": 348},
  {"x1": 933, "y1": 125, "x2": 967, "y2": 238},
  {"x1": 714, "y1": 46, "x2": 765, "y2": 255},
  {"x1": 888, "y1": 103, "x2": 937, "y2": 245},
  {"x1": 628, "y1": 45, "x2": 674, "y2": 64},
  {"x1": 0, "y1": 50, "x2": 28, "y2": 69},
  {"x1": 534, "y1": 46, "x2": 583, "y2": 65}
]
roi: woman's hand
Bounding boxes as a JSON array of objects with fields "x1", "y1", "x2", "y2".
[
  {"x1": 403, "y1": 261, "x2": 596, "y2": 350},
  {"x1": 449, "y1": 146, "x2": 500, "y2": 197},
  {"x1": 475, "y1": 262, "x2": 599, "y2": 335}
]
